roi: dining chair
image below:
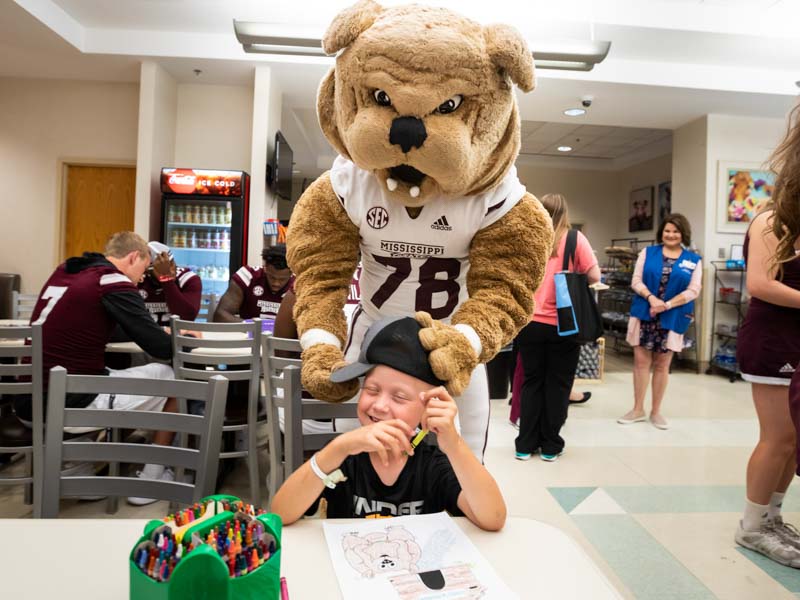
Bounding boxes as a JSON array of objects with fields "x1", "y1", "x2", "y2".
[
  {"x1": 0, "y1": 322, "x2": 43, "y2": 515},
  {"x1": 39, "y1": 366, "x2": 228, "y2": 518},
  {"x1": 260, "y1": 335, "x2": 357, "y2": 507},
  {"x1": 170, "y1": 317, "x2": 265, "y2": 506}
]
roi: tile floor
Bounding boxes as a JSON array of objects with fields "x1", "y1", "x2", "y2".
[{"x1": 2, "y1": 352, "x2": 800, "y2": 599}]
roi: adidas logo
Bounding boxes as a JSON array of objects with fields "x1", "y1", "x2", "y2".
[
  {"x1": 431, "y1": 215, "x2": 452, "y2": 231},
  {"x1": 779, "y1": 363, "x2": 796, "y2": 374}
]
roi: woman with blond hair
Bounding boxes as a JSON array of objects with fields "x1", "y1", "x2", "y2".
[
  {"x1": 514, "y1": 193, "x2": 600, "y2": 461},
  {"x1": 734, "y1": 103, "x2": 800, "y2": 567}
]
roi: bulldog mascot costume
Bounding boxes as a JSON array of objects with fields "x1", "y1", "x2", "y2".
[{"x1": 286, "y1": 0, "x2": 553, "y2": 458}]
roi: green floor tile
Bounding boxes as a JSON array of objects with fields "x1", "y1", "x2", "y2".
[
  {"x1": 603, "y1": 486, "x2": 800, "y2": 514},
  {"x1": 737, "y1": 548, "x2": 800, "y2": 594},
  {"x1": 572, "y1": 514, "x2": 715, "y2": 600},
  {"x1": 547, "y1": 486, "x2": 597, "y2": 514}
]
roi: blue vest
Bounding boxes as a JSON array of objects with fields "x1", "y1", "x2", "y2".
[{"x1": 629, "y1": 245, "x2": 700, "y2": 335}]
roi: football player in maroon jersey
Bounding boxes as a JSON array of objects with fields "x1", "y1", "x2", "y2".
[
  {"x1": 213, "y1": 244, "x2": 294, "y2": 322},
  {"x1": 14, "y1": 232, "x2": 181, "y2": 505},
  {"x1": 138, "y1": 241, "x2": 202, "y2": 325}
]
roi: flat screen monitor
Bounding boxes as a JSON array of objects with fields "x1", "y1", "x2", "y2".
[{"x1": 272, "y1": 131, "x2": 293, "y2": 201}]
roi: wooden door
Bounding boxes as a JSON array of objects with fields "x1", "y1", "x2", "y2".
[{"x1": 64, "y1": 165, "x2": 136, "y2": 259}]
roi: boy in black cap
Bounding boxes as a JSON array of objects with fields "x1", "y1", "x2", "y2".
[{"x1": 271, "y1": 316, "x2": 507, "y2": 531}]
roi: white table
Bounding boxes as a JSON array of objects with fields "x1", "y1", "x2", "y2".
[
  {"x1": 0, "y1": 517, "x2": 621, "y2": 599},
  {"x1": 0, "y1": 319, "x2": 29, "y2": 327}
]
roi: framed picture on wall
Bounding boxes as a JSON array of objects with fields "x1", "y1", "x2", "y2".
[
  {"x1": 657, "y1": 181, "x2": 671, "y2": 229},
  {"x1": 717, "y1": 161, "x2": 776, "y2": 233},
  {"x1": 628, "y1": 186, "x2": 654, "y2": 232}
]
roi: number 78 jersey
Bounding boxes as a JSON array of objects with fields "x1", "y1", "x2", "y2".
[{"x1": 330, "y1": 156, "x2": 526, "y2": 323}]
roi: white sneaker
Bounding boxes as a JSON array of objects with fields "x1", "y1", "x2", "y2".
[
  {"x1": 772, "y1": 516, "x2": 800, "y2": 550},
  {"x1": 127, "y1": 465, "x2": 175, "y2": 506},
  {"x1": 62, "y1": 462, "x2": 106, "y2": 501},
  {"x1": 735, "y1": 519, "x2": 800, "y2": 568}
]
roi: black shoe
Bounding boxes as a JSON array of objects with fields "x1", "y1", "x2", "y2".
[{"x1": 569, "y1": 392, "x2": 591, "y2": 404}]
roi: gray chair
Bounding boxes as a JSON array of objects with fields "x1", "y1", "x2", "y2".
[
  {"x1": 170, "y1": 317, "x2": 264, "y2": 506},
  {"x1": 40, "y1": 366, "x2": 228, "y2": 518},
  {"x1": 260, "y1": 335, "x2": 358, "y2": 506},
  {"x1": 0, "y1": 323, "x2": 43, "y2": 515},
  {"x1": 11, "y1": 291, "x2": 38, "y2": 321},
  {"x1": 196, "y1": 293, "x2": 218, "y2": 323}
]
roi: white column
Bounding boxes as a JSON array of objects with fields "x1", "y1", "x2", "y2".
[
  {"x1": 248, "y1": 65, "x2": 284, "y2": 266},
  {"x1": 134, "y1": 61, "x2": 177, "y2": 240}
]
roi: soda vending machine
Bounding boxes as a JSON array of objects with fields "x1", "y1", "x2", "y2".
[{"x1": 160, "y1": 168, "x2": 250, "y2": 296}]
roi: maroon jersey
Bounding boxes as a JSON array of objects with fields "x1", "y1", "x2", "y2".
[
  {"x1": 137, "y1": 266, "x2": 202, "y2": 325},
  {"x1": 30, "y1": 255, "x2": 139, "y2": 382},
  {"x1": 232, "y1": 266, "x2": 293, "y2": 319}
]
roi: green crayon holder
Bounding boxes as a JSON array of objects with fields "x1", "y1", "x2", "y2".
[{"x1": 129, "y1": 495, "x2": 282, "y2": 600}]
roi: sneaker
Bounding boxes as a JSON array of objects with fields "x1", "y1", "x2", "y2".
[
  {"x1": 650, "y1": 414, "x2": 669, "y2": 430},
  {"x1": 515, "y1": 452, "x2": 532, "y2": 461},
  {"x1": 62, "y1": 462, "x2": 106, "y2": 501},
  {"x1": 510, "y1": 419, "x2": 520, "y2": 430},
  {"x1": 127, "y1": 465, "x2": 175, "y2": 506},
  {"x1": 772, "y1": 516, "x2": 800, "y2": 550},
  {"x1": 617, "y1": 410, "x2": 647, "y2": 425},
  {"x1": 735, "y1": 519, "x2": 800, "y2": 568},
  {"x1": 540, "y1": 451, "x2": 563, "y2": 462}
]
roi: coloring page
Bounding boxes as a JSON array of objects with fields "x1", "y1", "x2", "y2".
[{"x1": 322, "y1": 512, "x2": 517, "y2": 599}]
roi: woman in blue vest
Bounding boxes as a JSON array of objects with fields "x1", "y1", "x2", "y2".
[{"x1": 618, "y1": 214, "x2": 702, "y2": 429}]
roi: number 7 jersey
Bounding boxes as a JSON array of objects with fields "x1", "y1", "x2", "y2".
[{"x1": 330, "y1": 156, "x2": 527, "y2": 323}]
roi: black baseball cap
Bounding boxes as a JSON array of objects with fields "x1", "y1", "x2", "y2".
[{"x1": 330, "y1": 316, "x2": 445, "y2": 387}]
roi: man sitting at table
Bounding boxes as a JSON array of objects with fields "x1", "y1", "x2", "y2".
[
  {"x1": 271, "y1": 316, "x2": 507, "y2": 531},
  {"x1": 139, "y1": 241, "x2": 201, "y2": 325},
  {"x1": 13, "y1": 231, "x2": 179, "y2": 506},
  {"x1": 213, "y1": 243, "x2": 293, "y2": 322}
]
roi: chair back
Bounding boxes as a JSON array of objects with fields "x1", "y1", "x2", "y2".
[
  {"x1": 40, "y1": 366, "x2": 228, "y2": 518},
  {"x1": 170, "y1": 317, "x2": 264, "y2": 505},
  {"x1": 196, "y1": 293, "x2": 218, "y2": 323},
  {"x1": 0, "y1": 323, "x2": 44, "y2": 515},
  {"x1": 11, "y1": 291, "x2": 38, "y2": 321},
  {"x1": 260, "y1": 335, "x2": 357, "y2": 502}
]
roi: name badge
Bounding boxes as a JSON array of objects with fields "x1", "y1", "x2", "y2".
[{"x1": 678, "y1": 259, "x2": 697, "y2": 271}]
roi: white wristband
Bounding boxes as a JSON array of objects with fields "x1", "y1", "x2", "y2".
[{"x1": 310, "y1": 453, "x2": 347, "y2": 489}]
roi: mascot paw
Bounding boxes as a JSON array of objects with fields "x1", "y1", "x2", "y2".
[
  {"x1": 301, "y1": 344, "x2": 360, "y2": 403},
  {"x1": 415, "y1": 311, "x2": 478, "y2": 396}
]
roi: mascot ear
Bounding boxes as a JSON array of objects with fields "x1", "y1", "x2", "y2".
[
  {"x1": 317, "y1": 68, "x2": 350, "y2": 159},
  {"x1": 484, "y1": 24, "x2": 535, "y2": 93},
  {"x1": 322, "y1": 0, "x2": 384, "y2": 55}
]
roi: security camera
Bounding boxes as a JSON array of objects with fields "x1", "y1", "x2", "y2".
[{"x1": 581, "y1": 95, "x2": 593, "y2": 108}]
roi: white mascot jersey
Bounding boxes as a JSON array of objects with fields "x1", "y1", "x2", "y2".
[{"x1": 325, "y1": 156, "x2": 526, "y2": 458}]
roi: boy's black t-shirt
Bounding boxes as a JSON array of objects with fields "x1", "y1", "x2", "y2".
[{"x1": 319, "y1": 443, "x2": 464, "y2": 519}]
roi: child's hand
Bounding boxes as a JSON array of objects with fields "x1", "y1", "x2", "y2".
[
  {"x1": 341, "y1": 419, "x2": 414, "y2": 466},
  {"x1": 420, "y1": 386, "x2": 460, "y2": 454}
]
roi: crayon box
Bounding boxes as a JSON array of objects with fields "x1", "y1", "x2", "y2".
[{"x1": 129, "y1": 494, "x2": 282, "y2": 600}]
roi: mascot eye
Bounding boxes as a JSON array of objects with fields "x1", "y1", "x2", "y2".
[
  {"x1": 435, "y1": 95, "x2": 463, "y2": 114},
  {"x1": 373, "y1": 90, "x2": 392, "y2": 107}
]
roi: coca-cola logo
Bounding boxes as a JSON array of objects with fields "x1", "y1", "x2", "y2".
[{"x1": 167, "y1": 170, "x2": 197, "y2": 194}]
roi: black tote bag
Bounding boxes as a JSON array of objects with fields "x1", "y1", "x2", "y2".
[{"x1": 556, "y1": 229, "x2": 603, "y2": 343}]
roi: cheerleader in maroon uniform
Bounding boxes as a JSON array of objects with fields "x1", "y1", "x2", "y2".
[{"x1": 735, "y1": 103, "x2": 800, "y2": 567}]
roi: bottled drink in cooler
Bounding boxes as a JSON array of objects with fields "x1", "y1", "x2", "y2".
[
  {"x1": 205, "y1": 230, "x2": 213, "y2": 249},
  {"x1": 199, "y1": 205, "x2": 208, "y2": 224},
  {"x1": 220, "y1": 229, "x2": 230, "y2": 250},
  {"x1": 170, "y1": 229, "x2": 180, "y2": 247},
  {"x1": 225, "y1": 202, "x2": 232, "y2": 224},
  {"x1": 177, "y1": 229, "x2": 187, "y2": 248},
  {"x1": 168, "y1": 205, "x2": 176, "y2": 223},
  {"x1": 188, "y1": 229, "x2": 197, "y2": 248},
  {"x1": 193, "y1": 205, "x2": 202, "y2": 224}
]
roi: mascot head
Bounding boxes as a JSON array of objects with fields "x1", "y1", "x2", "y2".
[{"x1": 318, "y1": 0, "x2": 535, "y2": 207}]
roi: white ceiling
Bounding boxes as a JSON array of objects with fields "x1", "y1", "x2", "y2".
[{"x1": 3, "y1": 0, "x2": 800, "y2": 176}]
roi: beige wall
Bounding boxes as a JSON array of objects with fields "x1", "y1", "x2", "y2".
[
  {"x1": 174, "y1": 84, "x2": 253, "y2": 171},
  {"x1": 0, "y1": 77, "x2": 139, "y2": 292},
  {"x1": 615, "y1": 154, "x2": 673, "y2": 242},
  {"x1": 517, "y1": 156, "x2": 672, "y2": 258},
  {"x1": 516, "y1": 164, "x2": 621, "y2": 256}
]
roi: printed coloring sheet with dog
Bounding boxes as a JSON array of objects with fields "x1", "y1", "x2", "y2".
[{"x1": 323, "y1": 512, "x2": 516, "y2": 599}]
